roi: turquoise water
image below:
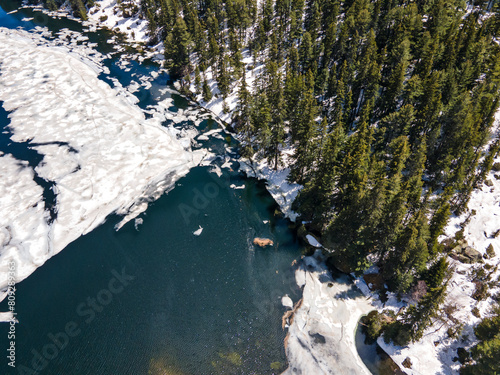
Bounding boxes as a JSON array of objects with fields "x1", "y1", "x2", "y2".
[{"x1": 0, "y1": 4, "x2": 301, "y2": 374}]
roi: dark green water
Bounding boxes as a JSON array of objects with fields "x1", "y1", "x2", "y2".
[
  {"x1": 0, "y1": 4, "x2": 301, "y2": 374},
  {"x1": 1, "y1": 166, "x2": 301, "y2": 375}
]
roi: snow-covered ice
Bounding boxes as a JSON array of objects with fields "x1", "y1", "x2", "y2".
[
  {"x1": 229, "y1": 184, "x2": 245, "y2": 190},
  {"x1": 306, "y1": 234, "x2": 322, "y2": 248},
  {"x1": 284, "y1": 251, "x2": 373, "y2": 375},
  {"x1": 193, "y1": 225, "x2": 203, "y2": 236},
  {"x1": 0, "y1": 27, "x2": 204, "y2": 297}
]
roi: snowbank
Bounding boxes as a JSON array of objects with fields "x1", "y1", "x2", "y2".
[
  {"x1": 0, "y1": 27, "x2": 204, "y2": 295},
  {"x1": 306, "y1": 234, "x2": 322, "y2": 248},
  {"x1": 284, "y1": 251, "x2": 374, "y2": 375},
  {"x1": 240, "y1": 159, "x2": 302, "y2": 222}
]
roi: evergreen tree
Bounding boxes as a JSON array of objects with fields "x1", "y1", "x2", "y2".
[
  {"x1": 422, "y1": 257, "x2": 449, "y2": 289},
  {"x1": 386, "y1": 284, "x2": 447, "y2": 345},
  {"x1": 386, "y1": 207, "x2": 430, "y2": 293},
  {"x1": 461, "y1": 305, "x2": 500, "y2": 375},
  {"x1": 202, "y1": 77, "x2": 213, "y2": 102},
  {"x1": 164, "y1": 17, "x2": 192, "y2": 78},
  {"x1": 194, "y1": 66, "x2": 202, "y2": 94}
]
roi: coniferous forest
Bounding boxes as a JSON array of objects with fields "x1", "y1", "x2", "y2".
[
  {"x1": 155, "y1": 0, "x2": 499, "y2": 284},
  {"x1": 33, "y1": 0, "x2": 500, "y2": 371},
  {"x1": 153, "y1": 0, "x2": 500, "y2": 367}
]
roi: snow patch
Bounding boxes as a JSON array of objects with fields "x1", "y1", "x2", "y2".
[
  {"x1": 281, "y1": 295, "x2": 293, "y2": 309},
  {"x1": 306, "y1": 234, "x2": 322, "y2": 248}
]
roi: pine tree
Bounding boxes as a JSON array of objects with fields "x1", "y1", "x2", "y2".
[
  {"x1": 216, "y1": 50, "x2": 231, "y2": 99},
  {"x1": 251, "y1": 91, "x2": 273, "y2": 152},
  {"x1": 428, "y1": 187, "x2": 453, "y2": 254},
  {"x1": 69, "y1": 0, "x2": 87, "y2": 20},
  {"x1": 289, "y1": 85, "x2": 319, "y2": 183},
  {"x1": 202, "y1": 77, "x2": 213, "y2": 102},
  {"x1": 164, "y1": 17, "x2": 192, "y2": 78},
  {"x1": 387, "y1": 284, "x2": 447, "y2": 345},
  {"x1": 382, "y1": 37, "x2": 411, "y2": 114},
  {"x1": 234, "y1": 75, "x2": 254, "y2": 158},
  {"x1": 422, "y1": 257, "x2": 449, "y2": 289},
  {"x1": 194, "y1": 66, "x2": 202, "y2": 94},
  {"x1": 299, "y1": 31, "x2": 313, "y2": 73},
  {"x1": 385, "y1": 207, "x2": 430, "y2": 293},
  {"x1": 356, "y1": 28, "x2": 381, "y2": 107}
]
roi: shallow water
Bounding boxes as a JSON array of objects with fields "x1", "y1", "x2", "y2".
[{"x1": 1, "y1": 166, "x2": 301, "y2": 374}]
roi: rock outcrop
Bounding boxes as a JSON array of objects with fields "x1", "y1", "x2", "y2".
[{"x1": 450, "y1": 240, "x2": 482, "y2": 263}]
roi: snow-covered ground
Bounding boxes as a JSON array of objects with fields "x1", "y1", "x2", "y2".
[
  {"x1": 356, "y1": 119, "x2": 500, "y2": 374},
  {"x1": 283, "y1": 250, "x2": 373, "y2": 375},
  {"x1": 186, "y1": 52, "x2": 263, "y2": 124},
  {"x1": 239, "y1": 157, "x2": 302, "y2": 222},
  {"x1": 0, "y1": 27, "x2": 205, "y2": 303},
  {"x1": 87, "y1": 0, "x2": 149, "y2": 43}
]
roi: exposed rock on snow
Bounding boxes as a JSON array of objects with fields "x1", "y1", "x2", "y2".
[{"x1": 449, "y1": 241, "x2": 483, "y2": 263}]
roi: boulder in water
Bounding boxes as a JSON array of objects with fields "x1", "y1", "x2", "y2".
[{"x1": 253, "y1": 237, "x2": 273, "y2": 247}]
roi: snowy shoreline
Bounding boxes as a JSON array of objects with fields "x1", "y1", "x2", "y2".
[{"x1": 283, "y1": 250, "x2": 374, "y2": 375}]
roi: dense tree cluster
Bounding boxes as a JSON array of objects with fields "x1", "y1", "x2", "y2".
[{"x1": 139, "y1": 0, "x2": 500, "y2": 292}]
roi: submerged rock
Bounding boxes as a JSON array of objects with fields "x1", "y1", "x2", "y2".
[
  {"x1": 253, "y1": 237, "x2": 274, "y2": 247},
  {"x1": 270, "y1": 361, "x2": 282, "y2": 370}
]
